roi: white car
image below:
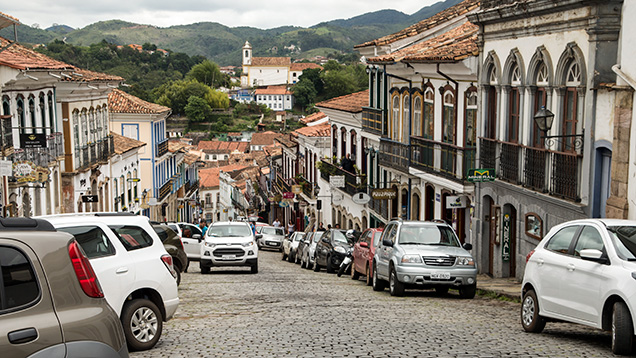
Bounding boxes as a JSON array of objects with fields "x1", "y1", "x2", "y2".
[
  {"x1": 301, "y1": 231, "x2": 324, "y2": 270},
  {"x1": 200, "y1": 221, "x2": 259, "y2": 274},
  {"x1": 41, "y1": 213, "x2": 179, "y2": 352},
  {"x1": 522, "y1": 219, "x2": 636, "y2": 355},
  {"x1": 282, "y1": 231, "x2": 305, "y2": 262},
  {"x1": 168, "y1": 222, "x2": 204, "y2": 262}
]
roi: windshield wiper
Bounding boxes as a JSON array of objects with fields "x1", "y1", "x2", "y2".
[{"x1": 400, "y1": 242, "x2": 425, "y2": 245}]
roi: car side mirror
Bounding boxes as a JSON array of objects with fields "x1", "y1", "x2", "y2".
[
  {"x1": 193, "y1": 234, "x2": 202, "y2": 242},
  {"x1": 360, "y1": 242, "x2": 369, "y2": 248},
  {"x1": 321, "y1": 237, "x2": 329, "y2": 244},
  {"x1": 382, "y1": 238, "x2": 393, "y2": 247},
  {"x1": 462, "y1": 243, "x2": 473, "y2": 251},
  {"x1": 256, "y1": 234, "x2": 263, "y2": 239},
  {"x1": 580, "y1": 249, "x2": 608, "y2": 264}
]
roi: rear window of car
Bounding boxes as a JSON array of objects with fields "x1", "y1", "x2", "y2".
[
  {"x1": 262, "y1": 227, "x2": 284, "y2": 236},
  {"x1": 58, "y1": 226, "x2": 116, "y2": 258},
  {"x1": 294, "y1": 233, "x2": 305, "y2": 241},
  {"x1": 153, "y1": 226, "x2": 179, "y2": 243},
  {"x1": 109, "y1": 225, "x2": 154, "y2": 250},
  {"x1": 313, "y1": 232, "x2": 324, "y2": 243},
  {"x1": 207, "y1": 225, "x2": 252, "y2": 237},
  {"x1": 0, "y1": 246, "x2": 39, "y2": 310}
]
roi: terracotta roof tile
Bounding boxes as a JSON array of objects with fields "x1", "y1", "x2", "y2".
[
  {"x1": 300, "y1": 112, "x2": 327, "y2": 124},
  {"x1": 316, "y1": 90, "x2": 369, "y2": 113},
  {"x1": 250, "y1": 131, "x2": 285, "y2": 146},
  {"x1": 275, "y1": 135, "x2": 297, "y2": 148},
  {"x1": 111, "y1": 131, "x2": 146, "y2": 154},
  {"x1": 368, "y1": 22, "x2": 479, "y2": 64},
  {"x1": 251, "y1": 57, "x2": 291, "y2": 67},
  {"x1": 196, "y1": 140, "x2": 249, "y2": 154},
  {"x1": 0, "y1": 12, "x2": 20, "y2": 30},
  {"x1": 290, "y1": 63, "x2": 322, "y2": 71},
  {"x1": 254, "y1": 85, "x2": 292, "y2": 95},
  {"x1": 293, "y1": 122, "x2": 331, "y2": 138},
  {"x1": 355, "y1": 0, "x2": 480, "y2": 49},
  {"x1": 63, "y1": 68, "x2": 123, "y2": 82},
  {"x1": 108, "y1": 89, "x2": 171, "y2": 114},
  {"x1": 0, "y1": 36, "x2": 73, "y2": 70},
  {"x1": 199, "y1": 167, "x2": 221, "y2": 189}
]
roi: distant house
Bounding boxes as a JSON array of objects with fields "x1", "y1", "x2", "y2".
[
  {"x1": 197, "y1": 140, "x2": 249, "y2": 162},
  {"x1": 254, "y1": 86, "x2": 293, "y2": 111},
  {"x1": 241, "y1": 41, "x2": 321, "y2": 87},
  {"x1": 250, "y1": 131, "x2": 284, "y2": 152}
]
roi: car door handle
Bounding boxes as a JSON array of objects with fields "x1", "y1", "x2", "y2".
[
  {"x1": 536, "y1": 258, "x2": 544, "y2": 266},
  {"x1": 8, "y1": 328, "x2": 38, "y2": 344},
  {"x1": 567, "y1": 263, "x2": 575, "y2": 272},
  {"x1": 116, "y1": 267, "x2": 128, "y2": 274}
]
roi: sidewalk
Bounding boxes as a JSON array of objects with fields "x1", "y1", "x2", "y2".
[{"x1": 476, "y1": 274, "x2": 521, "y2": 301}]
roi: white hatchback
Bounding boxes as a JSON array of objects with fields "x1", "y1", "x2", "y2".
[
  {"x1": 522, "y1": 219, "x2": 636, "y2": 355},
  {"x1": 41, "y1": 213, "x2": 179, "y2": 352}
]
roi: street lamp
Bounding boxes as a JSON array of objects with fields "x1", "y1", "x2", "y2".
[{"x1": 533, "y1": 106, "x2": 584, "y2": 150}]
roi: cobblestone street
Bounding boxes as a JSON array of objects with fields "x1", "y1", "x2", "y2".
[{"x1": 131, "y1": 250, "x2": 615, "y2": 357}]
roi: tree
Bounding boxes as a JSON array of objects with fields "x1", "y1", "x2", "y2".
[
  {"x1": 321, "y1": 70, "x2": 356, "y2": 99},
  {"x1": 154, "y1": 79, "x2": 211, "y2": 115},
  {"x1": 186, "y1": 60, "x2": 226, "y2": 88},
  {"x1": 205, "y1": 89, "x2": 230, "y2": 109},
  {"x1": 185, "y1": 96, "x2": 213, "y2": 122},
  {"x1": 298, "y1": 68, "x2": 323, "y2": 94},
  {"x1": 292, "y1": 78, "x2": 317, "y2": 110}
]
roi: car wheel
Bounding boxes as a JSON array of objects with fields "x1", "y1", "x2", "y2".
[
  {"x1": 389, "y1": 267, "x2": 405, "y2": 297},
  {"x1": 351, "y1": 262, "x2": 360, "y2": 280},
  {"x1": 288, "y1": 251, "x2": 295, "y2": 263},
  {"x1": 201, "y1": 265, "x2": 210, "y2": 274},
  {"x1": 521, "y1": 289, "x2": 545, "y2": 333},
  {"x1": 372, "y1": 262, "x2": 385, "y2": 291},
  {"x1": 121, "y1": 298, "x2": 162, "y2": 351},
  {"x1": 300, "y1": 255, "x2": 306, "y2": 268},
  {"x1": 459, "y1": 284, "x2": 476, "y2": 299},
  {"x1": 365, "y1": 264, "x2": 372, "y2": 286},
  {"x1": 281, "y1": 251, "x2": 287, "y2": 261},
  {"x1": 435, "y1": 286, "x2": 449, "y2": 295},
  {"x1": 251, "y1": 261, "x2": 258, "y2": 274},
  {"x1": 174, "y1": 268, "x2": 181, "y2": 286},
  {"x1": 326, "y1": 256, "x2": 335, "y2": 273},
  {"x1": 612, "y1": 301, "x2": 634, "y2": 355},
  {"x1": 313, "y1": 260, "x2": 320, "y2": 272}
]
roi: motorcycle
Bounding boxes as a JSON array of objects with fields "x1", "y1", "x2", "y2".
[{"x1": 337, "y1": 247, "x2": 353, "y2": 277}]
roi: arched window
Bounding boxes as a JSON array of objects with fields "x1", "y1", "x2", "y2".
[
  {"x1": 532, "y1": 62, "x2": 548, "y2": 148},
  {"x1": 508, "y1": 64, "x2": 521, "y2": 143},
  {"x1": 81, "y1": 109, "x2": 88, "y2": 145},
  {"x1": 28, "y1": 96, "x2": 36, "y2": 134},
  {"x1": 113, "y1": 178, "x2": 119, "y2": 212},
  {"x1": 127, "y1": 172, "x2": 132, "y2": 205},
  {"x1": 120, "y1": 175, "x2": 126, "y2": 209},
  {"x1": 47, "y1": 92, "x2": 54, "y2": 134},
  {"x1": 562, "y1": 61, "x2": 581, "y2": 152},
  {"x1": 88, "y1": 108, "x2": 96, "y2": 143},
  {"x1": 341, "y1": 127, "x2": 347, "y2": 159},
  {"x1": 442, "y1": 89, "x2": 455, "y2": 144},
  {"x1": 332, "y1": 125, "x2": 338, "y2": 158},
  {"x1": 133, "y1": 169, "x2": 138, "y2": 201},
  {"x1": 17, "y1": 96, "x2": 25, "y2": 133},
  {"x1": 72, "y1": 109, "x2": 80, "y2": 147},
  {"x1": 423, "y1": 86, "x2": 434, "y2": 139},
  {"x1": 402, "y1": 94, "x2": 410, "y2": 142},
  {"x1": 465, "y1": 88, "x2": 478, "y2": 147},
  {"x1": 392, "y1": 95, "x2": 400, "y2": 140},
  {"x1": 39, "y1": 93, "x2": 45, "y2": 134},
  {"x1": 413, "y1": 95, "x2": 422, "y2": 137},
  {"x1": 350, "y1": 130, "x2": 357, "y2": 162}
]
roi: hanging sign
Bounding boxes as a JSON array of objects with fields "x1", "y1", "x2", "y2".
[{"x1": 502, "y1": 213, "x2": 511, "y2": 262}]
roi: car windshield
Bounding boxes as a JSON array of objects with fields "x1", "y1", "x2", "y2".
[
  {"x1": 207, "y1": 225, "x2": 252, "y2": 238},
  {"x1": 262, "y1": 227, "x2": 284, "y2": 236},
  {"x1": 607, "y1": 225, "x2": 636, "y2": 260},
  {"x1": 312, "y1": 232, "x2": 324, "y2": 243},
  {"x1": 294, "y1": 233, "x2": 305, "y2": 241},
  {"x1": 397, "y1": 225, "x2": 461, "y2": 247},
  {"x1": 333, "y1": 230, "x2": 349, "y2": 244}
]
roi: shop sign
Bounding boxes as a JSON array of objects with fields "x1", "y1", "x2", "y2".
[
  {"x1": 502, "y1": 213, "x2": 511, "y2": 262},
  {"x1": 283, "y1": 192, "x2": 295, "y2": 199},
  {"x1": 12, "y1": 161, "x2": 49, "y2": 183},
  {"x1": 371, "y1": 188, "x2": 397, "y2": 200},
  {"x1": 292, "y1": 185, "x2": 302, "y2": 194},
  {"x1": 446, "y1": 195, "x2": 468, "y2": 209},
  {"x1": 330, "y1": 175, "x2": 345, "y2": 188},
  {"x1": 20, "y1": 133, "x2": 46, "y2": 149},
  {"x1": 352, "y1": 192, "x2": 371, "y2": 205},
  {"x1": 467, "y1": 168, "x2": 496, "y2": 182}
]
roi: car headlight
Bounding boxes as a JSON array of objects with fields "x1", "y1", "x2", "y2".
[
  {"x1": 242, "y1": 241, "x2": 254, "y2": 247},
  {"x1": 401, "y1": 254, "x2": 423, "y2": 264},
  {"x1": 204, "y1": 242, "x2": 216, "y2": 248},
  {"x1": 334, "y1": 246, "x2": 346, "y2": 254},
  {"x1": 456, "y1": 256, "x2": 475, "y2": 266}
]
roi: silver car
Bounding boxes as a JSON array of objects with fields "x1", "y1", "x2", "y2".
[
  {"x1": 282, "y1": 231, "x2": 305, "y2": 262},
  {"x1": 372, "y1": 219, "x2": 477, "y2": 298},
  {"x1": 257, "y1": 226, "x2": 285, "y2": 251},
  {"x1": 301, "y1": 231, "x2": 324, "y2": 270}
]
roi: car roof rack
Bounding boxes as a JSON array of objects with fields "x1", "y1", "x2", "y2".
[
  {"x1": 0, "y1": 217, "x2": 56, "y2": 231},
  {"x1": 94, "y1": 212, "x2": 136, "y2": 217}
]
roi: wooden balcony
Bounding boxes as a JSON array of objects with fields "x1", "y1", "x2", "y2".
[
  {"x1": 156, "y1": 138, "x2": 169, "y2": 158},
  {"x1": 362, "y1": 107, "x2": 383, "y2": 136},
  {"x1": 275, "y1": 173, "x2": 292, "y2": 194},
  {"x1": 379, "y1": 138, "x2": 409, "y2": 174},
  {"x1": 410, "y1": 136, "x2": 476, "y2": 183}
]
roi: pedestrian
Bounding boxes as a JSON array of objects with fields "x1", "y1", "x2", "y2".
[
  {"x1": 327, "y1": 224, "x2": 332, "y2": 230},
  {"x1": 318, "y1": 222, "x2": 326, "y2": 231},
  {"x1": 250, "y1": 221, "x2": 256, "y2": 235},
  {"x1": 273, "y1": 218, "x2": 281, "y2": 227},
  {"x1": 199, "y1": 220, "x2": 208, "y2": 236},
  {"x1": 342, "y1": 153, "x2": 354, "y2": 173},
  {"x1": 335, "y1": 223, "x2": 341, "y2": 229},
  {"x1": 287, "y1": 219, "x2": 295, "y2": 236}
]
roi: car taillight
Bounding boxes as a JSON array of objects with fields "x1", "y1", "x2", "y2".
[
  {"x1": 161, "y1": 254, "x2": 177, "y2": 278},
  {"x1": 526, "y1": 249, "x2": 535, "y2": 263},
  {"x1": 178, "y1": 238, "x2": 185, "y2": 251},
  {"x1": 68, "y1": 240, "x2": 104, "y2": 298}
]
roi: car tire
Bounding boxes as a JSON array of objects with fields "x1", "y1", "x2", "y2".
[
  {"x1": 372, "y1": 262, "x2": 386, "y2": 291},
  {"x1": 326, "y1": 256, "x2": 335, "y2": 273},
  {"x1": 251, "y1": 261, "x2": 258, "y2": 274},
  {"x1": 365, "y1": 264, "x2": 372, "y2": 286},
  {"x1": 351, "y1": 262, "x2": 360, "y2": 280},
  {"x1": 612, "y1": 301, "x2": 634, "y2": 355},
  {"x1": 281, "y1": 251, "x2": 287, "y2": 261},
  {"x1": 174, "y1": 268, "x2": 181, "y2": 286},
  {"x1": 121, "y1": 298, "x2": 162, "y2": 352},
  {"x1": 288, "y1": 251, "x2": 295, "y2": 263},
  {"x1": 521, "y1": 289, "x2": 545, "y2": 333},
  {"x1": 459, "y1": 284, "x2": 476, "y2": 299},
  {"x1": 201, "y1": 265, "x2": 210, "y2": 274},
  {"x1": 435, "y1": 286, "x2": 449, "y2": 295},
  {"x1": 300, "y1": 255, "x2": 306, "y2": 268},
  {"x1": 389, "y1": 267, "x2": 405, "y2": 297},
  {"x1": 313, "y1": 261, "x2": 320, "y2": 272}
]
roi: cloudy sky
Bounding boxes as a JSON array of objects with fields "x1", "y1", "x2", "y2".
[{"x1": 4, "y1": 0, "x2": 442, "y2": 30}]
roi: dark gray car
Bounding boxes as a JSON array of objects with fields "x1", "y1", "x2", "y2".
[{"x1": 0, "y1": 217, "x2": 128, "y2": 358}]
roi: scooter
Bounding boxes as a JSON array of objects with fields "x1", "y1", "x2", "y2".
[{"x1": 337, "y1": 247, "x2": 353, "y2": 277}]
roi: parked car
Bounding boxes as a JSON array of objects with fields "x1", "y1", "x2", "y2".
[
  {"x1": 301, "y1": 231, "x2": 324, "y2": 270},
  {"x1": 372, "y1": 219, "x2": 477, "y2": 298},
  {"x1": 521, "y1": 219, "x2": 636, "y2": 355},
  {"x1": 200, "y1": 221, "x2": 259, "y2": 274},
  {"x1": 297, "y1": 231, "x2": 314, "y2": 266},
  {"x1": 256, "y1": 225, "x2": 285, "y2": 251},
  {"x1": 282, "y1": 231, "x2": 305, "y2": 262},
  {"x1": 168, "y1": 222, "x2": 203, "y2": 266},
  {"x1": 0, "y1": 217, "x2": 129, "y2": 358},
  {"x1": 314, "y1": 229, "x2": 351, "y2": 273},
  {"x1": 351, "y1": 228, "x2": 384, "y2": 285},
  {"x1": 153, "y1": 224, "x2": 188, "y2": 285},
  {"x1": 41, "y1": 213, "x2": 180, "y2": 351}
]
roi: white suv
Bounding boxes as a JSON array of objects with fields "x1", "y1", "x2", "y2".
[
  {"x1": 200, "y1": 221, "x2": 259, "y2": 274},
  {"x1": 522, "y1": 219, "x2": 636, "y2": 355},
  {"x1": 41, "y1": 213, "x2": 179, "y2": 352}
]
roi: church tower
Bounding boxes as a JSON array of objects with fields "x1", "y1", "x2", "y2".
[{"x1": 242, "y1": 41, "x2": 252, "y2": 66}]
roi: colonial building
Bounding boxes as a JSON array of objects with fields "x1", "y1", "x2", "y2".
[
  {"x1": 468, "y1": 0, "x2": 623, "y2": 278},
  {"x1": 110, "y1": 132, "x2": 145, "y2": 214},
  {"x1": 240, "y1": 41, "x2": 321, "y2": 87},
  {"x1": 254, "y1": 86, "x2": 294, "y2": 111}
]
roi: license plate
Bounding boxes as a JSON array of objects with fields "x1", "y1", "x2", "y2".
[
  {"x1": 222, "y1": 255, "x2": 236, "y2": 259},
  {"x1": 268, "y1": 242, "x2": 280, "y2": 246},
  {"x1": 431, "y1": 272, "x2": 451, "y2": 279}
]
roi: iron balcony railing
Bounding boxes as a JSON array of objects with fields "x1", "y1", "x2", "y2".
[
  {"x1": 13, "y1": 132, "x2": 65, "y2": 168},
  {"x1": 156, "y1": 138, "x2": 169, "y2": 158},
  {"x1": 74, "y1": 135, "x2": 114, "y2": 170},
  {"x1": 479, "y1": 137, "x2": 581, "y2": 202},
  {"x1": 410, "y1": 136, "x2": 476, "y2": 183},
  {"x1": 362, "y1": 107, "x2": 383, "y2": 136},
  {"x1": 379, "y1": 138, "x2": 410, "y2": 174},
  {"x1": 275, "y1": 173, "x2": 292, "y2": 194},
  {"x1": 318, "y1": 159, "x2": 366, "y2": 197},
  {"x1": 185, "y1": 180, "x2": 199, "y2": 196},
  {"x1": 159, "y1": 179, "x2": 173, "y2": 201}
]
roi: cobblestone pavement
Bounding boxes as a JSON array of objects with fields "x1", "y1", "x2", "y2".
[{"x1": 131, "y1": 250, "x2": 616, "y2": 358}]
